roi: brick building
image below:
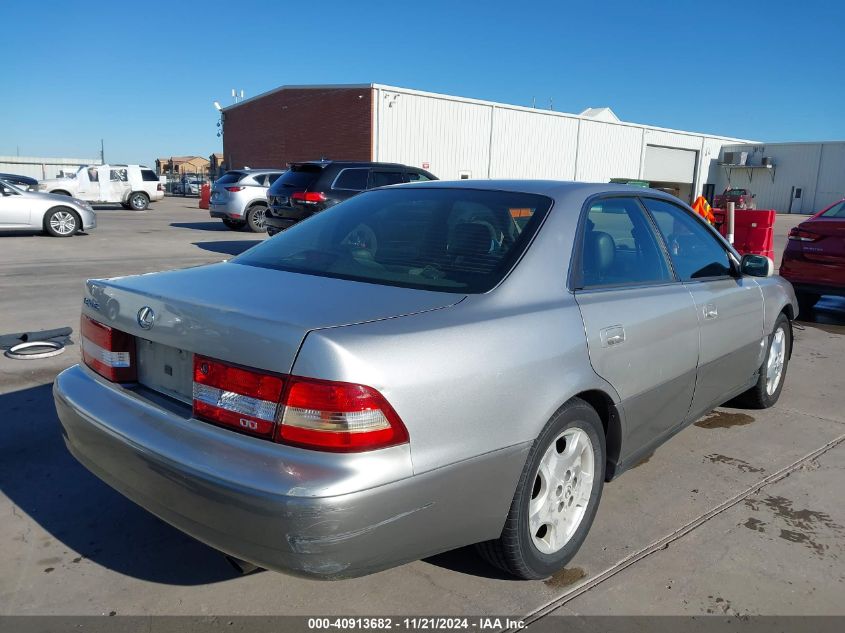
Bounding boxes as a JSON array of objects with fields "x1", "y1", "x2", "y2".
[{"x1": 221, "y1": 85, "x2": 373, "y2": 170}]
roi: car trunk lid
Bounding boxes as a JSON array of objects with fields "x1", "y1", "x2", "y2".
[{"x1": 83, "y1": 262, "x2": 463, "y2": 400}]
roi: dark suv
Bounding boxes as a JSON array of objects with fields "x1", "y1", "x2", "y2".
[{"x1": 265, "y1": 161, "x2": 437, "y2": 235}]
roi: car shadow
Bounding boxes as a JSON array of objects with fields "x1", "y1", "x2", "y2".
[
  {"x1": 422, "y1": 546, "x2": 516, "y2": 580},
  {"x1": 170, "y1": 222, "x2": 230, "y2": 232},
  {"x1": 0, "y1": 382, "x2": 239, "y2": 585},
  {"x1": 192, "y1": 241, "x2": 261, "y2": 256},
  {"x1": 797, "y1": 295, "x2": 845, "y2": 329}
]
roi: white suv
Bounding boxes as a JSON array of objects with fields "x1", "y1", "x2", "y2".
[{"x1": 39, "y1": 164, "x2": 164, "y2": 210}]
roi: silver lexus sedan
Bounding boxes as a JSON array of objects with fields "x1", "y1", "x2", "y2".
[
  {"x1": 54, "y1": 181, "x2": 796, "y2": 579},
  {"x1": 0, "y1": 178, "x2": 96, "y2": 236}
]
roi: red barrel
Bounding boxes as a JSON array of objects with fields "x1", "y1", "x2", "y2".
[
  {"x1": 199, "y1": 183, "x2": 211, "y2": 210},
  {"x1": 712, "y1": 208, "x2": 775, "y2": 260}
]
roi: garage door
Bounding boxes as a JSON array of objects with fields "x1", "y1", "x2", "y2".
[{"x1": 643, "y1": 146, "x2": 697, "y2": 183}]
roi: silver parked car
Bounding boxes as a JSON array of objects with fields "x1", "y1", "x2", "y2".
[
  {"x1": 0, "y1": 178, "x2": 96, "y2": 236},
  {"x1": 54, "y1": 181, "x2": 796, "y2": 579},
  {"x1": 209, "y1": 169, "x2": 283, "y2": 232}
]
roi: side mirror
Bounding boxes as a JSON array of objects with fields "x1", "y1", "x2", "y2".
[{"x1": 740, "y1": 254, "x2": 774, "y2": 277}]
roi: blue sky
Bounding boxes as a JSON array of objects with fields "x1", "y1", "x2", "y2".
[{"x1": 3, "y1": 0, "x2": 843, "y2": 166}]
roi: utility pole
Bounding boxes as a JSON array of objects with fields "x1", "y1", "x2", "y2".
[{"x1": 100, "y1": 139, "x2": 105, "y2": 164}]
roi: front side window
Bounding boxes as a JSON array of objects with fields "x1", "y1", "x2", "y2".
[
  {"x1": 577, "y1": 197, "x2": 672, "y2": 288},
  {"x1": 642, "y1": 197, "x2": 732, "y2": 281},
  {"x1": 332, "y1": 168, "x2": 369, "y2": 191},
  {"x1": 234, "y1": 188, "x2": 552, "y2": 294}
]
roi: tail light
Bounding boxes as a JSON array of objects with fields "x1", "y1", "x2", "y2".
[
  {"x1": 277, "y1": 376, "x2": 408, "y2": 451},
  {"x1": 81, "y1": 315, "x2": 137, "y2": 382},
  {"x1": 291, "y1": 191, "x2": 326, "y2": 205},
  {"x1": 225, "y1": 186, "x2": 244, "y2": 192},
  {"x1": 191, "y1": 355, "x2": 408, "y2": 451},
  {"x1": 157, "y1": 183, "x2": 163, "y2": 191},
  {"x1": 193, "y1": 355, "x2": 284, "y2": 438},
  {"x1": 788, "y1": 227, "x2": 821, "y2": 242}
]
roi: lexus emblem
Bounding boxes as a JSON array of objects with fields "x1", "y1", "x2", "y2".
[{"x1": 137, "y1": 306, "x2": 156, "y2": 330}]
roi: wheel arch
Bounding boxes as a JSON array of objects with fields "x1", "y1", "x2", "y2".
[
  {"x1": 51, "y1": 189, "x2": 71, "y2": 196},
  {"x1": 573, "y1": 389, "x2": 623, "y2": 481}
]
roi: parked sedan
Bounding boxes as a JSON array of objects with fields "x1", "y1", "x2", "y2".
[
  {"x1": 0, "y1": 172, "x2": 39, "y2": 191},
  {"x1": 53, "y1": 182, "x2": 795, "y2": 580},
  {"x1": 0, "y1": 178, "x2": 96, "y2": 236},
  {"x1": 209, "y1": 169, "x2": 283, "y2": 232},
  {"x1": 780, "y1": 198, "x2": 845, "y2": 314}
]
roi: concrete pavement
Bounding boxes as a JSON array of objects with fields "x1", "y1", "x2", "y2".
[{"x1": 0, "y1": 200, "x2": 842, "y2": 621}]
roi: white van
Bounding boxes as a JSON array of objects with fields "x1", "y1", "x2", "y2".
[{"x1": 39, "y1": 164, "x2": 164, "y2": 210}]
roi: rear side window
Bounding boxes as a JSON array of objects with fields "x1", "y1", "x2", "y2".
[
  {"x1": 370, "y1": 171, "x2": 405, "y2": 188},
  {"x1": 821, "y1": 201, "x2": 845, "y2": 218},
  {"x1": 267, "y1": 172, "x2": 282, "y2": 185},
  {"x1": 407, "y1": 171, "x2": 434, "y2": 182},
  {"x1": 577, "y1": 197, "x2": 672, "y2": 288},
  {"x1": 642, "y1": 197, "x2": 732, "y2": 280},
  {"x1": 332, "y1": 168, "x2": 369, "y2": 191},
  {"x1": 141, "y1": 169, "x2": 159, "y2": 182},
  {"x1": 269, "y1": 165, "x2": 323, "y2": 191},
  {"x1": 216, "y1": 171, "x2": 247, "y2": 185},
  {"x1": 234, "y1": 188, "x2": 553, "y2": 294},
  {"x1": 250, "y1": 174, "x2": 267, "y2": 186}
]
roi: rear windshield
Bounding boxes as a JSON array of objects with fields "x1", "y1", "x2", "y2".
[
  {"x1": 234, "y1": 188, "x2": 553, "y2": 294},
  {"x1": 216, "y1": 171, "x2": 247, "y2": 185},
  {"x1": 268, "y1": 165, "x2": 323, "y2": 192}
]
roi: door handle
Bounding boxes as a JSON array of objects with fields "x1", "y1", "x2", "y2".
[
  {"x1": 600, "y1": 325, "x2": 626, "y2": 347},
  {"x1": 703, "y1": 304, "x2": 718, "y2": 320}
]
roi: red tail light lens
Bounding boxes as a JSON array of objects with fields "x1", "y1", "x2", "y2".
[
  {"x1": 189, "y1": 355, "x2": 408, "y2": 451},
  {"x1": 157, "y1": 183, "x2": 163, "y2": 191},
  {"x1": 192, "y1": 355, "x2": 284, "y2": 438},
  {"x1": 277, "y1": 376, "x2": 409, "y2": 452},
  {"x1": 291, "y1": 191, "x2": 326, "y2": 204},
  {"x1": 788, "y1": 228, "x2": 821, "y2": 242},
  {"x1": 81, "y1": 315, "x2": 137, "y2": 382},
  {"x1": 225, "y1": 186, "x2": 244, "y2": 192}
]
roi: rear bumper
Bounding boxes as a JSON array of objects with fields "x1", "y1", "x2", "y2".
[
  {"x1": 785, "y1": 282, "x2": 845, "y2": 298},
  {"x1": 53, "y1": 365, "x2": 526, "y2": 579},
  {"x1": 209, "y1": 202, "x2": 244, "y2": 219},
  {"x1": 267, "y1": 205, "x2": 312, "y2": 223}
]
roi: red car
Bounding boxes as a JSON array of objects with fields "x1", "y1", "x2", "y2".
[
  {"x1": 780, "y1": 198, "x2": 845, "y2": 314},
  {"x1": 714, "y1": 187, "x2": 756, "y2": 210}
]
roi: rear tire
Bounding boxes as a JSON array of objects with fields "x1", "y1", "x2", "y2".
[
  {"x1": 245, "y1": 205, "x2": 268, "y2": 233},
  {"x1": 128, "y1": 192, "x2": 149, "y2": 210},
  {"x1": 796, "y1": 292, "x2": 819, "y2": 319},
  {"x1": 44, "y1": 207, "x2": 80, "y2": 237},
  {"x1": 734, "y1": 313, "x2": 791, "y2": 409},
  {"x1": 475, "y1": 398, "x2": 605, "y2": 579}
]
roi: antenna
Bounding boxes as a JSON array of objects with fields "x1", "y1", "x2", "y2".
[{"x1": 531, "y1": 96, "x2": 536, "y2": 108}]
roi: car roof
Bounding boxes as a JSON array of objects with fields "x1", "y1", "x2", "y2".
[
  {"x1": 0, "y1": 172, "x2": 38, "y2": 183},
  {"x1": 293, "y1": 160, "x2": 425, "y2": 169},
  {"x1": 235, "y1": 168, "x2": 284, "y2": 174},
  {"x1": 395, "y1": 179, "x2": 687, "y2": 201}
]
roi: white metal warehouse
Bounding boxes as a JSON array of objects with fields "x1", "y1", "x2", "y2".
[{"x1": 370, "y1": 84, "x2": 752, "y2": 204}]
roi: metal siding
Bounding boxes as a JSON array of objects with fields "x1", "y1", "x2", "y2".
[
  {"x1": 369, "y1": 85, "x2": 750, "y2": 189},
  {"x1": 714, "y1": 143, "x2": 826, "y2": 213},
  {"x1": 814, "y1": 142, "x2": 845, "y2": 210},
  {"x1": 575, "y1": 121, "x2": 643, "y2": 182},
  {"x1": 488, "y1": 108, "x2": 578, "y2": 179},
  {"x1": 376, "y1": 90, "x2": 491, "y2": 180}
]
